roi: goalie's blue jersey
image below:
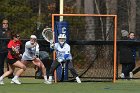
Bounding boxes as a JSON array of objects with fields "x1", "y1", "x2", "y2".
[{"x1": 54, "y1": 43, "x2": 72, "y2": 61}]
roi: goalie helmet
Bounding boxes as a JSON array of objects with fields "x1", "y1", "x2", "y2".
[{"x1": 58, "y1": 34, "x2": 66, "y2": 45}]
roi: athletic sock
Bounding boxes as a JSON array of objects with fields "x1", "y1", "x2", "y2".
[
  {"x1": 13, "y1": 75, "x2": 19, "y2": 80},
  {"x1": 44, "y1": 75, "x2": 47, "y2": 81},
  {"x1": 48, "y1": 76, "x2": 52, "y2": 81},
  {"x1": 0, "y1": 76, "x2": 4, "y2": 80}
]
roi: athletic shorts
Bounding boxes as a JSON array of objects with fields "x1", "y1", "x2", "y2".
[{"x1": 7, "y1": 58, "x2": 18, "y2": 65}]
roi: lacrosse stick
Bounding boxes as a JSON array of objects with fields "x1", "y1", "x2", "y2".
[
  {"x1": 42, "y1": 27, "x2": 54, "y2": 44},
  {"x1": 11, "y1": 46, "x2": 22, "y2": 59},
  {"x1": 42, "y1": 27, "x2": 57, "y2": 82},
  {"x1": 60, "y1": 61, "x2": 66, "y2": 81}
]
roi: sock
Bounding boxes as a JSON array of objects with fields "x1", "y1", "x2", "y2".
[
  {"x1": 44, "y1": 76, "x2": 47, "y2": 81},
  {"x1": 0, "y1": 76, "x2": 4, "y2": 80},
  {"x1": 76, "y1": 76, "x2": 81, "y2": 83},
  {"x1": 48, "y1": 76, "x2": 52, "y2": 81},
  {"x1": 13, "y1": 75, "x2": 18, "y2": 80}
]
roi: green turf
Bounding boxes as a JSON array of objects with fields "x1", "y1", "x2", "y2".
[{"x1": 0, "y1": 78, "x2": 140, "y2": 93}]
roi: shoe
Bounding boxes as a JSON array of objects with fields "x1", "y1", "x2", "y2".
[
  {"x1": 11, "y1": 79, "x2": 21, "y2": 84},
  {"x1": 120, "y1": 73, "x2": 125, "y2": 78},
  {"x1": 76, "y1": 77, "x2": 81, "y2": 83},
  {"x1": 44, "y1": 80, "x2": 52, "y2": 84},
  {"x1": 11, "y1": 81, "x2": 14, "y2": 84},
  {"x1": 0, "y1": 80, "x2": 4, "y2": 85},
  {"x1": 129, "y1": 72, "x2": 133, "y2": 78}
]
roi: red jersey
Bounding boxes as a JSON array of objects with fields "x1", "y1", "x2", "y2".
[{"x1": 7, "y1": 40, "x2": 22, "y2": 59}]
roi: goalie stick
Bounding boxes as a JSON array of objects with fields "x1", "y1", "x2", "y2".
[
  {"x1": 42, "y1": 27, "x2": 54, "y2": 44},
  {"x1": 60, "y1": 61, "x2": 66, "y2": 81}
]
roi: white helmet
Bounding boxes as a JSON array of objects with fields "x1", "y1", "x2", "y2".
[
  {"x1": 30, "y1": 35, "x2": 37, "y2": 39},
  {"x1": 58, "y1": 34, "x2": 66, "y2": 45},
  {"x1": 30, "y1": 35, "x2": 37, "y2": 44}
]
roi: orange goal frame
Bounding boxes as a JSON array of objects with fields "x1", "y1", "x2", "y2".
[{"x1": 51, "y1": 14, "x2": 117, "y2": 83}]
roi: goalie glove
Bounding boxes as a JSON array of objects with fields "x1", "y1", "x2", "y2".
[
  {"x1": 58, "y1": 58, "x2": 64, "y2": 63},
  {"x1": 64, "y1": 54, "x2": 69, "y2": 60},
  {"x1": 50, "y1": 42, "x2": 55, "y2": 49}
]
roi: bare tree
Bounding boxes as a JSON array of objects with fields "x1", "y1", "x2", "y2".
[
  {"x1": 94, "y1": 0, "x2": 104, "y2": 40},
  {"x1": 84, "y1": 0, "x2": 96, "y2": 61},
  {"x1": 104, "y1": 0, "x2": 117, "y2": 60},
  {"x1": 76, "y1": 0, "x2": 81, "y2": 13},
  {"x1": 84, "y1": 0, "x2": 95, "y2": 40},
  {"x1": 128, "y1": 0, "x2": 136, "y2": 33},
  {"x1": 106, "y1": 0, "x2": 117, "y2": 40}
]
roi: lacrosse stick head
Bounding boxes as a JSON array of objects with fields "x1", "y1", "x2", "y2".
[{"x1": 42, "y1": 28, "x2": 54, "y2": 43}]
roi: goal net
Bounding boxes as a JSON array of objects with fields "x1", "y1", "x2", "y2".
[{"x1": 52, "y1": 14, "x2": 117, "y2": 82}]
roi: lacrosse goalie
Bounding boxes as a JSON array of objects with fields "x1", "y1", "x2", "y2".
[{"x1": 46, "y1": 34, "x2": 81, "y2": 84}]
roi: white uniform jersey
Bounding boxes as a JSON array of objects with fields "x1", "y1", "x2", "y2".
[
  {"x1": 54, "y1": 43, "x2": 72, "y2": 62},
  {"x1": 22, "y1": 41, "x2": 39, "y2": 60}
]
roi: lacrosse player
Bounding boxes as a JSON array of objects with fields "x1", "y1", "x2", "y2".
[
  {"x1": 0, "y1": 34, "x2": 26, "y2": 85},
  {"x1": 46, "y1": 34, "x2": 81, "y2": 84},
  {"x1": 21, "y1": 35, "x2": 48, "y2": 83}
]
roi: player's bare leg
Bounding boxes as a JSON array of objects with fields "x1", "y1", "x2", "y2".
[
  {"x1": 33, "y1": 58, "x2": 48, "y2": 82},
  {"x1": 11, "y1": 61, "x2": 26, "y2": 84},
  {"x1": 0, "y1": 65, "x2": 15, "y2": 85}
]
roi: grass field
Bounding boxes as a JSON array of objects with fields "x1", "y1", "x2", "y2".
[{"x1": 0, "y1": 78, "x2": 140, "y2": 93}]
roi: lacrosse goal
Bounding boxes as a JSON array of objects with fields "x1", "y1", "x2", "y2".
[{"x1": 52, "y1": 14, "x2": 117, "y2": 83}]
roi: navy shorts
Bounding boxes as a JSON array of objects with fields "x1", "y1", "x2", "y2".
[{"x1": 7, "y1": 58, "x2": 18, "y2": 65}]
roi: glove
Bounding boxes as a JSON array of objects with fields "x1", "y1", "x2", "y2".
[
  {"x1": 50, "y1": 42, "x2": 54, "y2": 49},
  {"x1": 58, "y1": 58, "x2": 64, "y2": 63},
  {"x1": 35, "y1": 51, "x2": 39, "y2": 58},
  {"x1": 33, "y1": 56, "x2": 37, "y2": 60},
  {"x1": 64, "y1": 54, "x2": 69, "y2": 60},
  {"x1": 19, "y1": 54, "x2": 22, "y2": 57},
  {"x1": 18, "y1": 54, "x2": 22, "y2": 60},
  {"x1": 36, "y1": 55, "x2": 39, "y2": 58}
]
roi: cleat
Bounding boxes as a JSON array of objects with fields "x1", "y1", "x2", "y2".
[
  {"x1": 44, "y1": 80, "x2": 52, "y2": 84},
  {"x1": 120, "y1": 73, "x2": 125, "y2": 78},
  {"x1": 44, "y1": 76, "x2": 53, "y2": 84},
  {"x1": 0, "y1": 80, "x2": 4, "y2": 85},
  {"x1": 11, "y1": 79, "x2": 21, "y2": 84},
  {"x1": 11, "y1": 81, "x2": 14, "y2": 84},
  {"x1": 76, "y1": 77, "x2": 81, "y2": 83}
]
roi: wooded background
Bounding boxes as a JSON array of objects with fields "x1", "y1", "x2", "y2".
[
  {"x1": 0, "y1": 0, "x2": 139, "y2": 39},
  {"x1": 1, "y1": 0, "x2": 140, "y2": 79}
]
